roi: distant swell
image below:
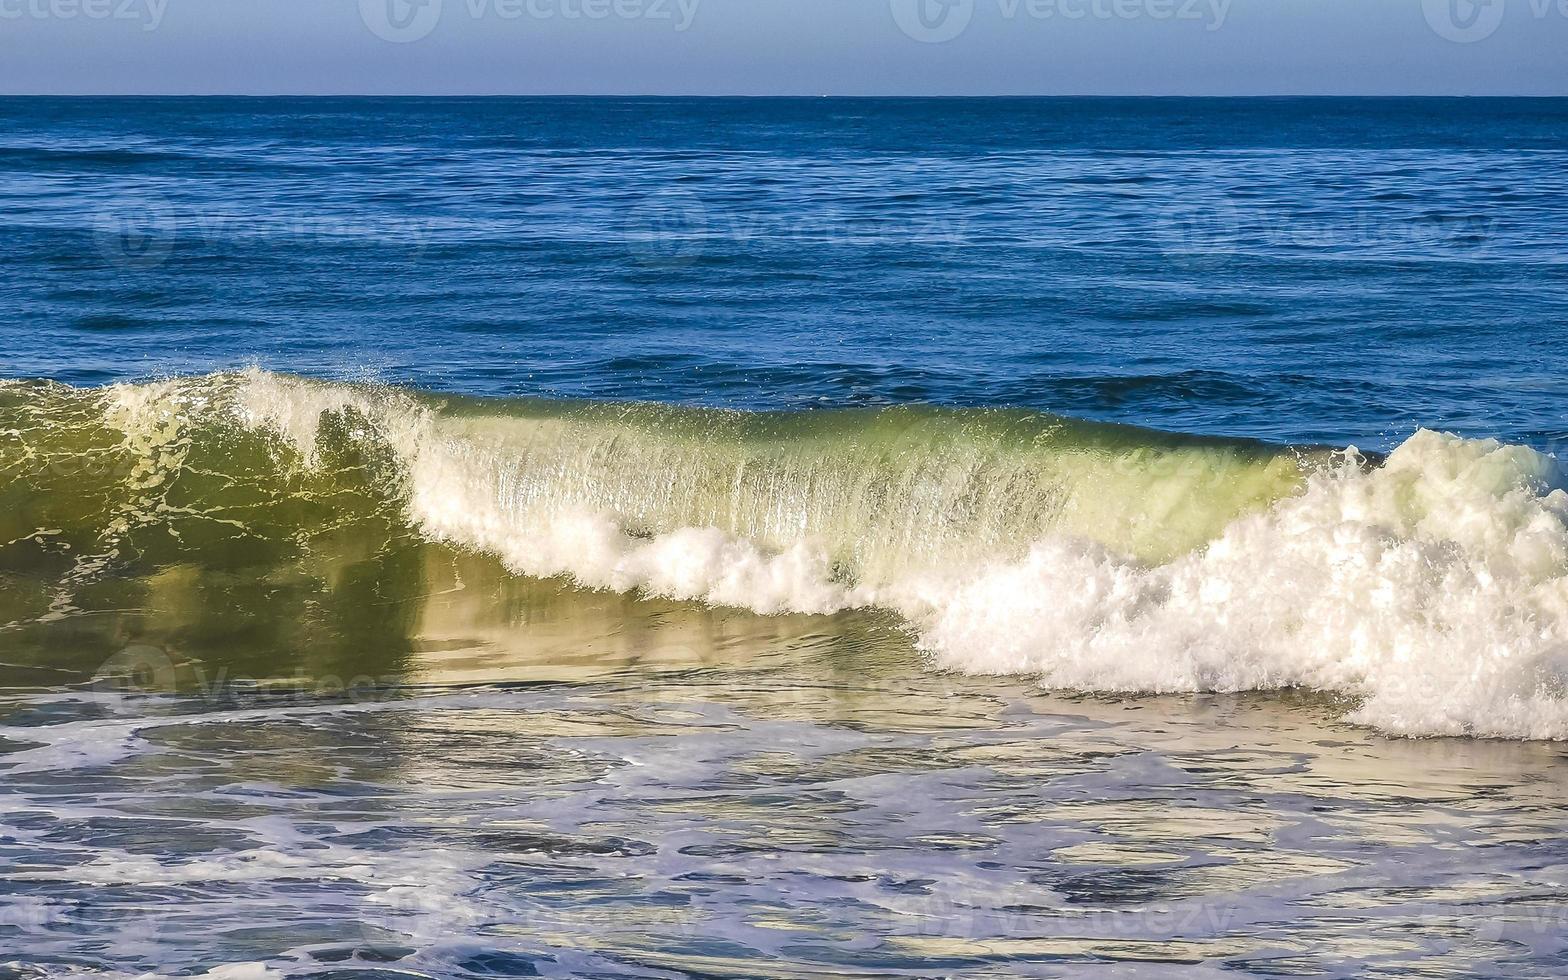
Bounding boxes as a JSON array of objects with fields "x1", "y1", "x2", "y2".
[
  {"x1": 0, "y1": 145, "x2": 200, "y2": 168},
  {"x1": 4, "y1": 370, "x2": 1568, "y2": 739}
]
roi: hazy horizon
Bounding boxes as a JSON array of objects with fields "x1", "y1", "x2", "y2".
[{"x1": 2, "y1": 0, "x2": 1566, "y2": 96}]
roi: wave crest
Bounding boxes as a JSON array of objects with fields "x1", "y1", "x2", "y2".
[{"x1": 6, "y1": 370, "x2": 1568, "y2": 738}]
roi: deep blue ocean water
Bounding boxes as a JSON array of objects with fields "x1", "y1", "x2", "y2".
[{"x1": 2, "y1": 96, "x2": 1565, "y2": 449}]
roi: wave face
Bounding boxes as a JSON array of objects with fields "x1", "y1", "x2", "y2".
[{"x1": 5, "y1": 370, "x2": 1568, "y2": 738}]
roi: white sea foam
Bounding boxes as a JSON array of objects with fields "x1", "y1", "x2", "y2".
[
  {"x1": 115, "y1": 371, "x2": 1568, "y2": 739},
  {"x1": 895, "y1": 431, "x2": 1568, "y2": 739}
]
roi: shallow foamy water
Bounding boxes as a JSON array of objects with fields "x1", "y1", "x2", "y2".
[{"x1": 4, "y1": 577, "x2": 1568, "y2": 979}]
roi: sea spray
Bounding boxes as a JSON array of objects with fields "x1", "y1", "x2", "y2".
[{"x1": 5, "y1": 370, "x2": 1567, "y2": 738}]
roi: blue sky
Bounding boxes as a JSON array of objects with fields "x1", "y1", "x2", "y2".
[{"x1": 1, "y1": 0, "x2": 1565, "y2": 94}]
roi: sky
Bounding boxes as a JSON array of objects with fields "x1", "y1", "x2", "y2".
[{"x1": 1, "y1": 0, "x2": 1565, "y2": 95}]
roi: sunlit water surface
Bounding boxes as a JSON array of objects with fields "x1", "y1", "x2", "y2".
[{"x1": 4, "y1": 557, "x2": 1568, "y2": 979}]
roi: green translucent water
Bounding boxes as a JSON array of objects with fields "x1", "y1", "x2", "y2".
[{"x1": 0, "y1": 371, "x2": 1315, "y2": 681}]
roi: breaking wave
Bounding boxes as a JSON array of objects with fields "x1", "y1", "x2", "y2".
[{"x1": 3, "y1": 369, "x2": 1567, "y2": 739}]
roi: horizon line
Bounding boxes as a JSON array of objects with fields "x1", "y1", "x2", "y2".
[{"x1": 3, "y1": 92, "x2": 1568, "y2": 99}]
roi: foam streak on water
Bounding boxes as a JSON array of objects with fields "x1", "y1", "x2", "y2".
[{"x1": 3, "y1": 672, "x2": 1568, "y2": 979}]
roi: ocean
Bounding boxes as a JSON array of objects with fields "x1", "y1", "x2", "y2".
[{"x1": 2, "y1": 96, "x2": 1568, "y2": 977}]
